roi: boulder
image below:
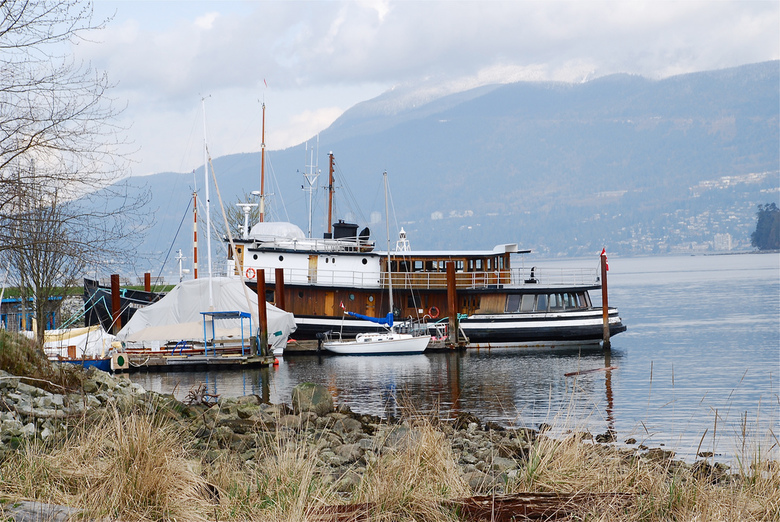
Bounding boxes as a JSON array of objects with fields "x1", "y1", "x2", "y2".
[{"x1": 291, "y1": 383, "x2": 334, "y2": 416}]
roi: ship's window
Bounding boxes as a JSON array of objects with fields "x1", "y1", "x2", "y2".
[
  {"x1": 368, "y1": 295, "x2": 374, "y2": 302},
  {"x1": 325, "y1": 258, "x2": 329, "y2": 263},
  {"x1": 253, "y1": 254, "x2": 258, "y2": 260},
  {"x1": 579, "y1": 292, "x2": 592, "y2": 308},
  {"x1": 298, "y1": 291, "x2": 304, "y2": 298},
  {"x1": 520, "y1": 294, "x2": 535, "y2": 312},
  {"x1": 550, "y1": 294, "x2": 564, "y2": 310},
  {"x1": 475, "y1": 259, "x2": 483, "y2": 271},
  {"x1": 456, "y1": 260, "x2": 464, "y2": 271},
  {"x1": 438, "y1": 260, "x2": 446, "y2": 271},
  {"x1": 400, "y1": 261, "x2": 410, "y2": 272},
  {"x1": 407, "y1": 295, "x2": 416, "y2": 307},
  {"x1": 425, "y1": 261, "x2": 435, "y2": 271},
  {"x1": 467, "y1": 259, "x2": 473, "y2": 271},
  {"x1": 536, "y1": 294, "x2": 548, "y2": 312},
  {"x1": 362, "y1": 258, "x2": 368, "y2": 265},
  {"x1": 498, "y1": 256, "x2": 504, "y2": 270},
  {"x1": 414, "y1": 260, "x2": 423, "y2": 271},
  {"x1": 505, "y1": 294, "x2": 521, "y2": 312},
  {"x1": 265, "y1": 290, "x2": 274, "y2": 302},
  {"x1": 486, "y1": 258, "x2": 492, "y2": 270},
  {"x1": 332, "y1": 258, "x2": 335, "y2": 264},
  {"x1": 349, "y1": 294, "x2": 355, "y2": 301},
  {"x1": 278, "y1": 255, "x2": 284, "y2": 262}
]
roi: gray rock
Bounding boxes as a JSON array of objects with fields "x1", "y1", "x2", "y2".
[
  {"x1": 332, "y1": 417, "x2": 363, "y2": 437},
  {"x1": 335, "y1": 443, "x2": 363, "y2": 463},
  {"x1": 490, "y1": 456, "x2": 518, "y2": 472},
  {"x1": 20, "y1": 422, "x2": 36, "y2": 438},
  {"x1": 292, "y1": 383, "x2": 334, "y2": 416}
]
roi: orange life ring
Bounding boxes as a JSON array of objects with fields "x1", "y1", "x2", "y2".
[
  {"x1": 245, "y1": 267, "x2": 256, "y2": 279},
  {"x1": 429, "y1": 306, "x2": 440, "y2": 319}
]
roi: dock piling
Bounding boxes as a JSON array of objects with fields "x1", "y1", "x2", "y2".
[
  {"x1": 601, "y1": 252, "x2": 611, "y2": 350},
  {"x1": 110, "y1": 274, "x2": 121, "y2": 334},
  {"x1": 275, "y1": 268, "x2": 286, "y2": 310},
  {"x1": 257, "y1": 269, "x2": 269, "y2": 356},
  {"x1": 446, "y1": 261, "x2": 459, "y2": 348}
]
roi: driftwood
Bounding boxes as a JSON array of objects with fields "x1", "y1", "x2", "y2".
[
  {"x1": 449, "y1": 492, "x2": 634, "y2": 520},
  {"x1": 313, "y1": 492, "x2": 634, "y2": 521}
]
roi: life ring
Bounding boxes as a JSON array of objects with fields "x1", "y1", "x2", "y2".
[
  {"x1": 429, "y1": 306, "x2": 440, "y2": 319},
  {"x1": 245, "y1": 267, "x2": 256, "y2": 279}
]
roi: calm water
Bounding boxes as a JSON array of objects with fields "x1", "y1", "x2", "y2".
[{"x1": 129, "y1": 253, "x2": 780, "y2": 462}]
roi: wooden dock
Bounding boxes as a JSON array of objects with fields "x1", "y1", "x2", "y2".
[{"x1": 122, "y1": 352, "x2": 275, "y2": 372}]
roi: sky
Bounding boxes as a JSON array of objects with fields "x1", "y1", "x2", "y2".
[{"x1": 74, "y1": 0, "x2": 779, "y2": 177}]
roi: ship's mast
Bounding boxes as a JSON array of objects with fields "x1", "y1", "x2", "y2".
[
  {"x1": 259, "y1": 102, "x2": 266, "y2": 223},
  {"x1": 302, "y1": 137, "x2": 319, "y2": 238},
  {"x1": 201, "y1": 97, "x2": 213, "y2": 307},
  {"x1": 383, "y1": 171, "x2": 394, "y2": 320},
  {"x1": 326, "y1": 152, "x2": 334, "y2": 237}
]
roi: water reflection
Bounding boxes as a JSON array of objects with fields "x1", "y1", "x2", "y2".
[{"x1": 132, "y1": 346, "x2": 621, "y2": 436}]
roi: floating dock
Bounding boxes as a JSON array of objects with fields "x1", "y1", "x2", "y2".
[{"x1": 121, "y1": 352, "x2": 275, "y2": 372}]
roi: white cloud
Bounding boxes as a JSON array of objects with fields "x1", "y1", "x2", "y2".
[{"x1": 74, "y1": 0, "x2": 778, "y2": 176}]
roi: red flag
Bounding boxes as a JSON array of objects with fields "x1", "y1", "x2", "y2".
[
  {"x1": 339, "y1": 300, "x2": 344, "y2": 309},
  {"x1": 600, "y1": 248, "x2": 609, "y2": 271}
]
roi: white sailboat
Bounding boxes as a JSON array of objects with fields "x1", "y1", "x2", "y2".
[{"x1": 323, "y1": 172, "x2": 431, "y2": 355}]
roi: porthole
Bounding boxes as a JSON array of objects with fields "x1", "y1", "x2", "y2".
[
  {"x1": 298, "y1": 291, "x2": 304, "y2": 298},
  {"x1": 331, "y1": 258, "x2": 336, "y2": 264},
  {"x1": 362, "y1": 258, "x2": 368, "y2": 265},
  {"x1": 349, "y1": 294, "x2": 355, "y2": 301},
  {"x1": 325, "y1": 258, "x2": 329, "y2": 263},
  {"x1": 253, "y1": 254, "x2": 258, "y2": 260},
  {"x1": 278, "y1": 255, "x2": 284, "y2": 262},
  {"x1": 368, "y1": 295, "x2": 374, "y2": 302}
]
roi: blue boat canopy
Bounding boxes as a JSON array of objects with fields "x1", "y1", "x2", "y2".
[{"x1": 346, "y1": 311, "x2": 393, "y2": 327}]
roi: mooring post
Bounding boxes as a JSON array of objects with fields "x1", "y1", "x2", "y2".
[
  {"x1": 446, "y1": 261, "x2": 459, "y2": 347},
  {"x1": 601, "y1": 252, "x2": 611, "y2": 350},
  {"x1": 257, "y1": 269, "x2": 269, "y2": 357},
  {"x1": 144, "y1": 272, "x2": 151, "y2": 292},
  {"x1": 275, "y1": 268, "x2": 286, "y2": 311},
  {"x1": 110, "y1": 274, "x2": 122, "y2": 334}
]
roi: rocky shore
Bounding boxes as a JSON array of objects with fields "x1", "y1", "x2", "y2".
[{"x1": 1, "y1": 367, "x2": 773, "y2": 521}]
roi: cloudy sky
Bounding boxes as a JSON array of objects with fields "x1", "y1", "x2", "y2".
[{"x1": 76, "y1": 0, "x2": 779, "y2": 177}]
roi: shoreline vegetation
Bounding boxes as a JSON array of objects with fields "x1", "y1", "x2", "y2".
[{"x1": 0, "y1": 331, "x2": 777, "y2": 521}]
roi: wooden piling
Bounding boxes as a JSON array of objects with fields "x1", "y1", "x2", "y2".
[
  {"x1": 257, "y1": 269, "x2": 269, "y2": 356},
  {"x1": 275, "y1": 268, "x2": 286, "y2": 311},
  {"x1": 110, "y1": 274, "x2": 122, "y2": 334},
  {"x1": 144, "y1": 272, "x2": 151, "y2": 292},
  {"x1": 446, "y1": 261, "x2": 458, "y2": 347},
  {"x1": 601, "y1": 252, "x2": 611, "y2": 350}
]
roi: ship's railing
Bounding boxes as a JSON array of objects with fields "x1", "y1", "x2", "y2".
[
  {"x1": 255, "y1": 266, "x2": 599, "y2": 289},
  {"x1": 254, "y1": 236, "x2": 375, "y2": 253}
]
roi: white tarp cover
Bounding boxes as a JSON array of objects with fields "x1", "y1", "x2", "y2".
[
  {"x1": 116, "y1": 277, "x2": 296, "y2": 350},
  {"x1": 33, "y1": 325, "x2": 118, "y2": 359}
]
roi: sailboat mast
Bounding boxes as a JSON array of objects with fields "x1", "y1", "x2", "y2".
[
  {"x1": 201, "y1": 97, "x2": 213, "y2": 307},
  {"x1": 383, "y1": 171, "x2": 393, "y2": 315},
  {"x1": 192, "y1": 191, "x2": 198, "y2": 279},
  {"x1": 259, "y1": 102, "x2": 266, "y2": 223},
  {"x1": 327, "y1": 152, "x2": 334, "y2": 236}
]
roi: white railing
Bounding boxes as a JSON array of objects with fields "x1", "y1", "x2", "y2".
[{"x1": 253, "y1": 266, "x2": 600, "y2": 290}]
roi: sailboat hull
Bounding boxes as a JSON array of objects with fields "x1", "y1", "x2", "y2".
[{"x1": 323, "y1": 332, "x2": 430, "y2": 355}]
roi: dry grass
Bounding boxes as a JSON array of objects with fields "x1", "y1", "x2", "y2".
[
  {"x1": 350, "y1": 417, "x2": 470, "y2": 521},
  {"x1": 205, "y1": 430, "x2": 338, "y2": 521},
  {"x1": 503, "y1": 429, "x2": 780, "y2": 521},
  {"x1": 0, "y1": 389, "x2": 776, "y2": 521},
  {"x1": 0, "y1": 406, "x2": 210, "y2": 521}
]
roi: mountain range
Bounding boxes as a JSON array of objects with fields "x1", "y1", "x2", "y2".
[{"x1": 114, "y1": 61, "x2": 779, "y2": 281}]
